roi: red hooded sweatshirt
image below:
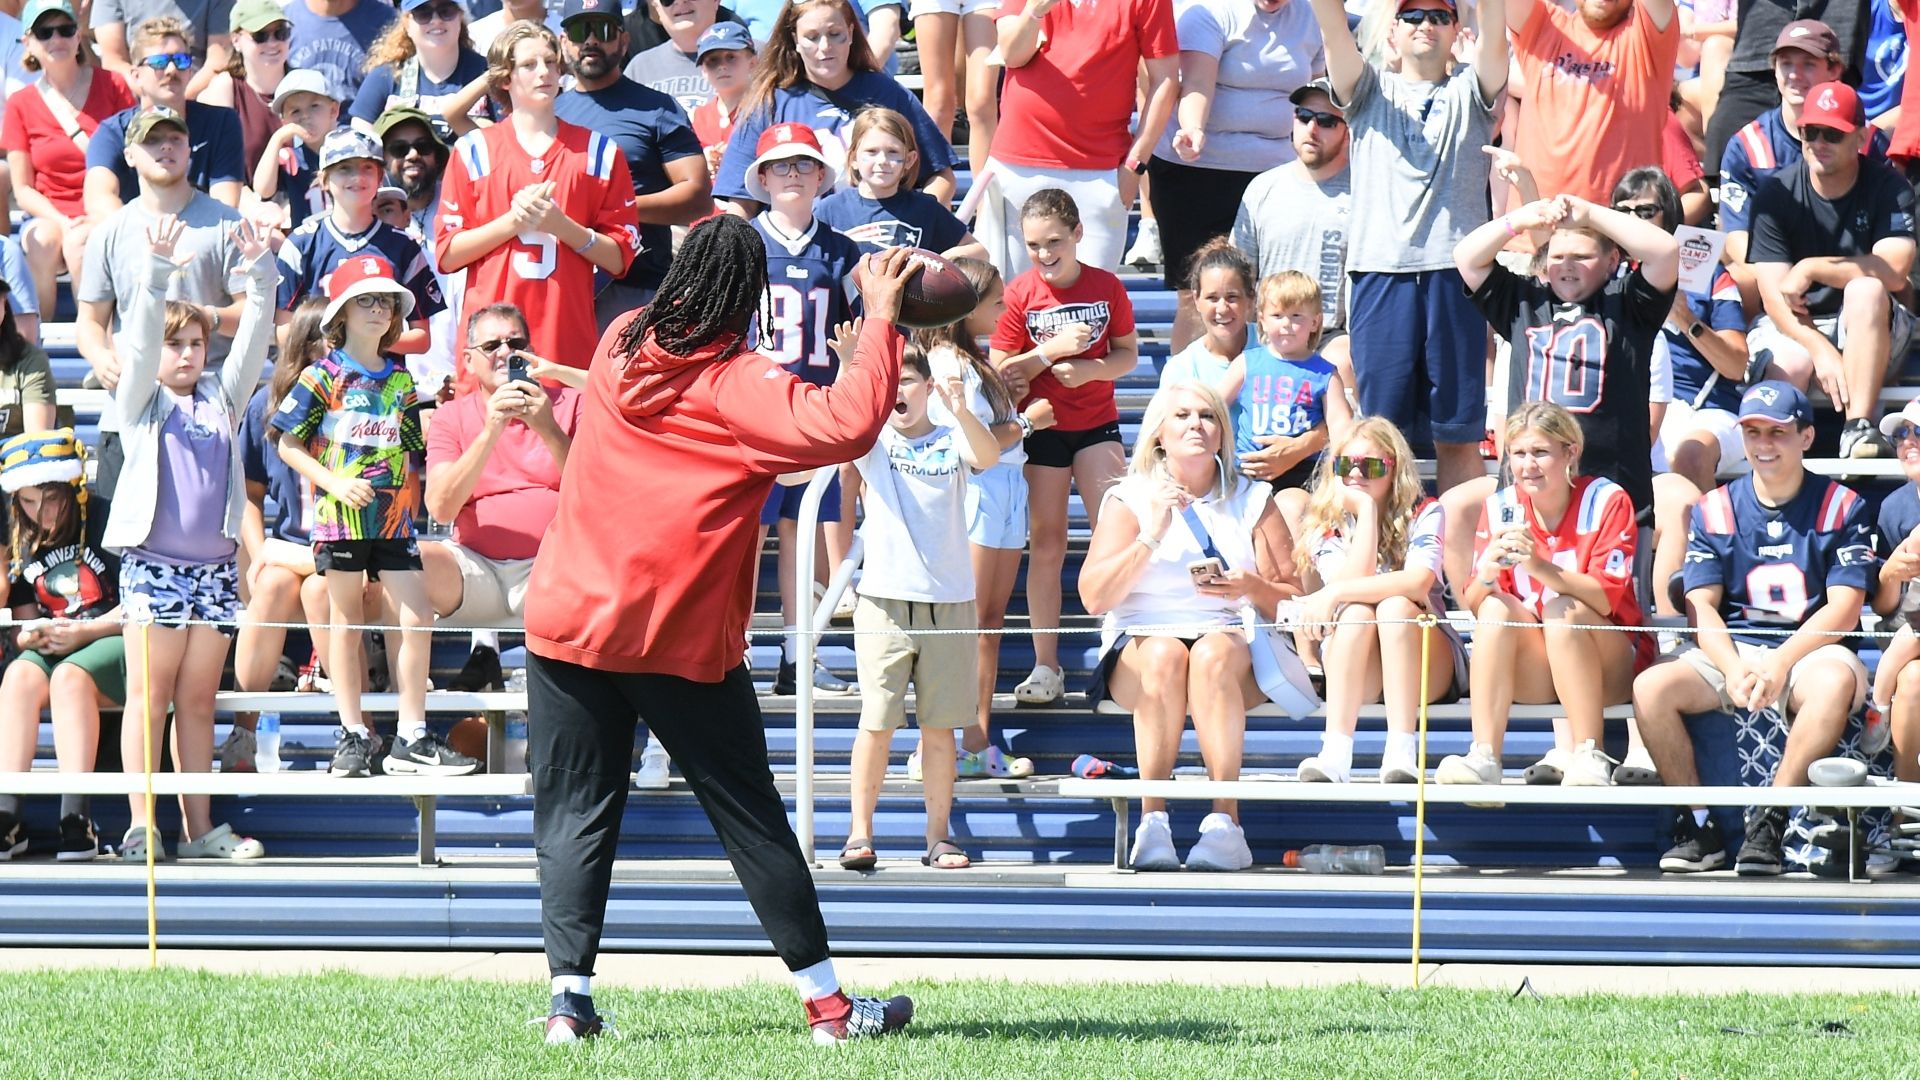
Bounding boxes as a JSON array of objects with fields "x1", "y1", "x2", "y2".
[{"x1": 524, "y1": 312, "x2": 904, "y2": 680}]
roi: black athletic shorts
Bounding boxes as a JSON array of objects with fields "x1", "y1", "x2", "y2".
[
  {"x1": 313, "y1": 537, "x2": 423, "y2": 578},
  {"x1": 1024, "y1": 421, "x2": 1123, "y2": 469}
]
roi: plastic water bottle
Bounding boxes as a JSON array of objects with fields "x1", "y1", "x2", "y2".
[
  {"x1": 254, "y1": 713, "x2": 282, "y2": 773},
  {"x1": 504, "y1": 669, "x2": 529, "y2": 773},
  {"x1": 1283, "y1": 844, "x2": 1386, "y2": 875}
]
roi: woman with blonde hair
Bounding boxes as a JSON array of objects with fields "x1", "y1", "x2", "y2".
[
  {"x1": 350, "y1": 0, "x2": 495, "y2": 133},
  {"x1": 1080, "y1": 380, "x2": 1300, "y2": 871},
  {"x1": 1294, "y1": 416, "x2": 1462, "y2": 784},
  {"x1": 1438, "y1": 401, "x2": 1652, "y2": 789},
  {"x1": 713, "y1": 0, "x2": 955, "y2": 213}
]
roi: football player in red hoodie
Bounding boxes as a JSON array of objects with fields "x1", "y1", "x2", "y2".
[{"x1": 522, "y1": 218, "x2": 921, "y2": 1046}]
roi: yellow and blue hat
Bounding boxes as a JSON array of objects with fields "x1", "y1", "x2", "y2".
[{"x1": 0, "y1": 429, "x2": 86, "y2": 494}]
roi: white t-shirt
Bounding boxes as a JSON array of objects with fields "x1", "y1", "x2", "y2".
[
  {"x1": 927, "y1": 344, "x2": 1023, "y2": 468},
  {"x1": 1157, "y1": 338, "x2": 1239, "y2": 394},
  {"x1": 1307, "y1": 499, "x2": 1447, "y2": 611},
  {"x1": 853, "y1": 424, "x2": 976, "y2": 603},
  {"x1": 1098, "y1": 472, "x2": 1271, "y2": 647}
]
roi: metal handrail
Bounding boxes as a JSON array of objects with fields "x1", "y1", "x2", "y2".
[{"x1": 791, "y1": 469, "x2": 865, "y2": 865}]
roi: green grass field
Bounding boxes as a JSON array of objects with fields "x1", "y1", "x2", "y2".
[{"x1": 3, "y1": 968, "x2": 1914, "y2": 1079}]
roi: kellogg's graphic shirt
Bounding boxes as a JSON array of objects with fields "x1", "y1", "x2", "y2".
[
  {"x1": 268, "y1": 349, "x2": 426, "y2": 542},
  {"x1": 990, "y1": 264, "x2": 1135, "y2": 432}
]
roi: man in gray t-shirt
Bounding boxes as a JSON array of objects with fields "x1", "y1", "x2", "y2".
[
  {"x1": 623, "y1": 0, "x2": 720, "y2": 114},
  {"x1": 1307, "y1": 0, "x2": 1505, "y2": 495},
  {"x1": 76, "y1": 107, "x2": 241, "y2": 500},
  {"x1": 1234, "y1": 81, "x2": 1352, "y2": 336}
]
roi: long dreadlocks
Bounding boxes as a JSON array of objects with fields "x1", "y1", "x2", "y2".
[{"x1": 614, "y1": 215, "x2": 769, "y2": 363}]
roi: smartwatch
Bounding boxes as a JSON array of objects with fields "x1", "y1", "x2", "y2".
[
  {"x1": 1686, "y1": 321, "x2": 1708, "y2": 340},
  {"x1": 1125, "y1": 157, "x2": 1147, "y2": 176}
]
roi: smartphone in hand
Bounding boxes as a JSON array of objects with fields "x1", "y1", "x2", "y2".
[
  {"x1": 1188, "y1": 557, "x2": 1227, "y2": 587},
  {"x1": 507, "y1": 352, "x2": 533, "y2": 386}
]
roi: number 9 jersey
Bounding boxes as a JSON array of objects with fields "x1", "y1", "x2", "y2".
[
  {"x1": 435, "y1": 120, "x2": 640, "y2": 371},
  {"x1": 1682, "y1": 473, "x2": 1875, "y2": 648},
  {"x1": 750, "y1": 215, "x2": 862, "y2": 387}
]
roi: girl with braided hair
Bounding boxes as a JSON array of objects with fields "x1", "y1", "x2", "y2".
[
  {"x1": 0, "y1": 430, "x2": 123, "y2": 862},
  {"x1": 521, "y1": 217, "x2": 924, "y2": 1045}
]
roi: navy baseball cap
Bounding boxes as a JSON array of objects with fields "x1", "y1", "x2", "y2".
[
  {"x1": 696, "y1": 21, "x2": 754, "y2": 60},
  {"x1": 1738, "y1": 381, "x2": 1813, "y2": 427},
  {"x1": 558, "y1": 0, "x2": 619, "y2": 25}
]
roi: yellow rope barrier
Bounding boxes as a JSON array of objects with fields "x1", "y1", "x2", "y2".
[
  {"x1": 1411, "y1": 613, "x2": 1435, "y2": 990},
  {"x1": 136, "y1": 605, "x2": 157, "y2": 970}
]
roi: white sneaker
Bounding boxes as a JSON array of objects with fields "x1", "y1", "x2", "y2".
[
  {"x1": 1013, "y1": 664, "x2": 1064, "y2": 705},
  {"x1": 1184, "y1": 812, "x2": 1252, "y2": 872},
  {"x1": 634, "y1": 739, "x2": 671, "y2": 790},
  {"x1": 1378, "y1": 740, "x2": 1420, "y2": 784},
  {"x1": 219, "y1": 726, "x2": 257, "y2": 773},
  {"x1": 1562, "y1": 739, "x2": 1616, "y2": 787},
  {"x1": 1123, "y1": 218, "x2": 1161, "y2": 269},
  {"x1": 832, "y1": 587, "x2": 859, "y2": 624},
  {"x1": 1129, "y1": 810, "x2": 1179, "y2": 871},
  {"x1": 1522, "y1": 747, "x2": 1569, "y2": 785},
  {"x1": 1296, "y1": 755, "x2": 1350, "y2": 783},
  {"x1": 1435, "y1": 742, "x2": 1501, "y2": 785}
]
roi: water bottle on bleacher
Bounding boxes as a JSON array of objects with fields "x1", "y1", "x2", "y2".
[
  {"x1": 1283, "y1": 845, "x2": 1386, "y2": 875},
  {"x1": 504, "y1": 669, "x2": 529, "y2": 773},
  {"x1": 254, "y1": 714, "x2": 282, "y2": 773}
]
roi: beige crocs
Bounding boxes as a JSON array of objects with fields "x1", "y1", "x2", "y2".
[{"x1": 177, "y1": 823, "x2": 265, "y2": 860}]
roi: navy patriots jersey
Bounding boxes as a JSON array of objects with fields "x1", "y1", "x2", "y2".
[
  {"x1": 1683, "y1": 472, "x2": 1874, "y2": 648},
  {"x1": 276, "y1": 216, "x2": 446, "y2": 319},
  {"x1": 752, "y1": 216, "x2": 862, "y2": 387}
]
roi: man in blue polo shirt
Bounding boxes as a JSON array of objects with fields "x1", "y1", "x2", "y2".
[
  {"x1": 82, "y1": 14, "x2": 244, "y2": 219},
  {"x1": 553, "y1": 0, "x2": 713, "y2": 328}
]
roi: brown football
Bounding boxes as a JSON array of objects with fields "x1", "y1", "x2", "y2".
[
  {"x1": 855, "y1": 248, "x2": 978, "y2": 329},
  {"x1": 447, "y1": 716, "x2": 489, "y2": 765}
]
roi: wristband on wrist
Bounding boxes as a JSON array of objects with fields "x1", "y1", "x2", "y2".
[
  {"x1": 1125, "y1": 157, "x2": 1147, "y2": 176},
  {"x1": 1501, "y1": 216, "x2": 1519, "y2": 239},
  {"x1": 1017, "y1": 415, "x2": 1035, "y2": 438},
  {"x1": 573, "y1": 232, "x2": 596, "y2": 255},
  {"x1": 1137, "y1": 530, "x2": 1162, "y2": 551}
]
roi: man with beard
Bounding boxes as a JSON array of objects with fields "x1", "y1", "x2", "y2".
[
  {"x1": 376, "y1": 105, "x2": 459, "y2": 398},
  {"x1": 1232, "y1": 79, "x2": 1352, "y2": 376},
  {"x1": 554, "y1": 0, "x2": 712, "y2": 328}
]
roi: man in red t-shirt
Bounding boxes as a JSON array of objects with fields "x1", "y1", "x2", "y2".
[
  {"x1": 436, "y1": 21, "x2": 641, "y2": 369},
  {"x1": 981, "y1": 0, "x2": 1178, "y2": 274}
]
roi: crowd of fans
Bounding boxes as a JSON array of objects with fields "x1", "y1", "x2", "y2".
[{"x1": 0, "y1": 0, "x2": 1914, "y2": 875}]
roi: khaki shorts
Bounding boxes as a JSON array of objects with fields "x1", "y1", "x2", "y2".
[
  {"x1": 1667, "y1": 640, "x2": 1867, "y2": 717},
  {"x1": 853, "y1": 595, "x2": 977, "y2": 732},
  {"x1": 445, "y1": 543, "x2": 534, "y2": 626}
]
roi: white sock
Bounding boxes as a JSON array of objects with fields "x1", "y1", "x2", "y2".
[
  {"x1": 1692, "y1": 808, "x2": 1710, "y2": 827},
  {"x1": 400, "y1": 720, "x2": 428, "y2": 743},
  {"x1": 1318, "y1": 731, "x2": 1354, "y2": 771},
  {"x1": 551, "y1": 974, "x2": 590, "y2": 998},
  {"x1": 783, "y1": 625, "x2": 799, "y2": 662},
  {"x1": 1385, "y1": 731, "x2": 1418, "y2": 762},
  {"x1": 342, "y1": 721, "x2": 373, "y2": 737},
  {"x1": 644, "y1": 734, "x2": 665, "y2": 755},
  {"x1": 470, "y1": 630, "x2": 499, "y2": 653},
  {"x1": 792, "y1": 958, "x2": 839, "y2": 1000}
]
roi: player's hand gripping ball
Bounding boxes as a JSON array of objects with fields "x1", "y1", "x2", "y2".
[{"x1": 855, "y1": 248, "x2": 978, "y2": 329}]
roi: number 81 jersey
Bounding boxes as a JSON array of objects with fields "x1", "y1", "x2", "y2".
[
  {"x1": 751, "y1": 216, "x2": 862, "y2": 387},
  {"x1": 1682, "y1": 473, "x2": 1875, "y2": 648},
  {"x1": 435, "y1": 120, "x2": 639, "y2": 371}
]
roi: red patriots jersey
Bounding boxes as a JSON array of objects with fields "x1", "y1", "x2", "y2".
[
  {"x1": 436, "y1": 120, "x2": 640, "y2": 370},
  {"x1": 1475, "y1": 475, "x2": 1654, "y2": 671}
]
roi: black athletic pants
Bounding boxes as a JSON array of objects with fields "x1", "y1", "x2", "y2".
[{"x1": 529, "y1": 653, "x2": 832, "y2": 977}]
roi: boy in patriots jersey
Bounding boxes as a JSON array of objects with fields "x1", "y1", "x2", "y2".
[
  {"x1": 435, "y1": 22, "x2": 640, "y2": 372},
  {"x1": 1632, "y1": 382, "x2": 1873, "y2": 876},
  {"x1": 276, "y1": 130, "x2": 444, "y2": 357},
  {"x1": 252, "y1": 69, "x2": 344, "y2": 232},
  {"x1": 746, "y1": 122, "x2": 865, "y2": 695}
]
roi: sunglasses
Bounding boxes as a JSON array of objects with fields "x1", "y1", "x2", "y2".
[
  {"x1": 1336, "y1": 455, "x2": 1394, "y2": 479},
  {"x1": 31, "y1": 21, "x2": 78, "y2": 40},
  {"x1": 139, "y1": 51, "x2": 194, "y2": 71},
  {"x1": 764, "y1": 159, "x2": 822, "y2": 177},
  {"x1": 1801, "y1": 125, "x2": 1850, "y2": 145},
  {"x1": 475, "y1": 335, "x2": 531, "y2": 353},
  {"x1": 385, "y1": 137, "x2": 439, "y2": 158},
  {"x1": 1395, "y1": 8, "x2": 1456, "y2": 26},
  {"x1": 1612, "y1": 201, "x2": 1661, "y2": 220},
  {"x1": 565, "y1": 18, "x2": 622, "y2": 42},
  {"x1": 1294, "y1": 106, "x2": 1344, "y2": 129},
  {"x1": 248, "y1": 22, "x2": 292, "y2": 42},
  {"x1": 1893, "y1": 424, "x2": 1920, "y2": 443},
  {"x1": 353, "y1": 294, "x2": 397, "y2": 311},
  {"x1": 410, "y1": 2, "x2": 462, "y2": 22}
]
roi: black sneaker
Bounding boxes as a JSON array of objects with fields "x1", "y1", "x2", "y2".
[
  {"x1": 772, "y1": 659, "x2": 855, "y2": 696},
  {"x1": 543, "y1": 991, "x2": 605, "y2": 1044},
  {"x1": 1841, "y1": 418, "x2": 1895, "y2": 460},
  {"x1": 1659, "y1": 809, "x2": 1728, "y2": 873},
  {"x1": 450, "y1": 645, "x2": 504, "y2": 692},
  {"x1": 269, "y1": 655, "x2": 300, "y2": 692},
  {"x1": 386, "y1": 731, "x2": 480, "y2": 776},
  {"x1": 1735, "y1": 805, "x2": 1788, "y2": 876},
  {"x1": 0, "y1": 811, "x2": 24, "y2": 860},
  {"x1": 331, "y1": 728, "x2": 379, "y2": 778},
  {"x1": 56, "y1": 815, "x2": 98, "y2": 862}
]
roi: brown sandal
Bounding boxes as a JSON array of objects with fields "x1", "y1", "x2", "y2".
[
  {"x1": 838, "y1": 837, "x2": 877, "y2": 871},
  {"x1": 921, "y1": 840, "x2": 971, "y2": 869}
]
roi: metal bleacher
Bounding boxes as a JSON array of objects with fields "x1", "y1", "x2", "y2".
[{"x1": 5, "y1": 187, "x2": 1920, "y2": 967}]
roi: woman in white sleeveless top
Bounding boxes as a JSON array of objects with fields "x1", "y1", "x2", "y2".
[{"x1": 1079, "y1": 381, "x2": 1300, "y2": 873}]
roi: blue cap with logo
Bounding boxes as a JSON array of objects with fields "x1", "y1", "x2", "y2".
[
  {"x1": 1737, "y1": 380, "x2": 1812, "y2": 427},
  {"x1": 696, "y1": 21, "x2": 754, "y2": 60}
]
